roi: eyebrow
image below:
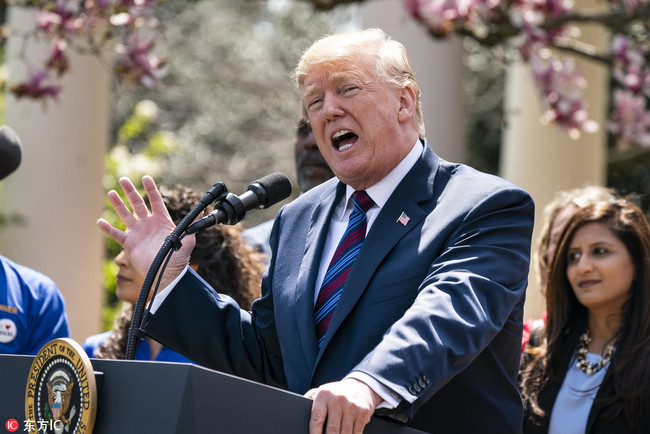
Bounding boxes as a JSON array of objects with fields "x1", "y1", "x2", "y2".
[
  {"x1": 302, "y1": 85, "x2": 321, "y2": 104},
  {"x1": 303, "y1": 71, "x2": 364, "y2": 101},
  {"x1": 569, "y1": 241, "x2": 615, "y2": 249}
]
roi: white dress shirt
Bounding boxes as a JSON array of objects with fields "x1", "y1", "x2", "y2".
[{"x1": 314, "y1": 140, "x2": 423, "y2": 299}]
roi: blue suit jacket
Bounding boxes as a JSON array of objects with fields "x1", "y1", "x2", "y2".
[{"x1": 144, "y1": 143, "x2": 534, "y2": 433}]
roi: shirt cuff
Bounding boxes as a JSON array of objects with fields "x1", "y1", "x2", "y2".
[
  {"x1": 148, "y1": 266, "x2": 190, "y2": 314},
  {"x1": 346, "y1": 371, "x2": 402, "y2": 409}
]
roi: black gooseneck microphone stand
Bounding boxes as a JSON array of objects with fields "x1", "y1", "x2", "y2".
[{"x1": 124, "y1": 182, "x2": 228, "y2": 360}]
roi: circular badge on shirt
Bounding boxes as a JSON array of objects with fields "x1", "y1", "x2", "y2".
[{"x1": 0, "y1": 318, "x2": 17, "y2": 343}]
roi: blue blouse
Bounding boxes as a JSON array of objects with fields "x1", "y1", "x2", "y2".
[
  {"x1": 549, "y1": 352, "x2": 609, "y2": 433},
  {"x1": 82, "y1": 331, "x2": 195, "y2": 364}
]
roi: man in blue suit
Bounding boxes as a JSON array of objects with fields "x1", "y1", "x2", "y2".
[{"x1": 98, "y1": 28, "x2": 534, "y2": 433}]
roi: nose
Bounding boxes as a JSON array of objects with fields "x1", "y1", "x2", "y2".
[
  {"x1": 322, "y1": 94, "x2": 345, "y2": 121},
  {"x1": 114, "y1": 250, "x2": 127, "y2": 267},
  {"x1": 576, "y1": 255, "x2": 594, "y2": 274}
]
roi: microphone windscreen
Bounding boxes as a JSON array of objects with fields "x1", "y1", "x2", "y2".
[
  {"x1": 0, "y1": 126, "x2": 22, "y2": 181},
  {"x1": 253, "y1": 172, "x2": 292, "y2": 208}
]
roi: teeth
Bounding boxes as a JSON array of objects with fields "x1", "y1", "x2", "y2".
[
  {"x1": 332, "y1": 129, "x2": 351, "y2": 140},
  {"x1": 339, "y1": 143, "x2": 353, "y2": 151}
]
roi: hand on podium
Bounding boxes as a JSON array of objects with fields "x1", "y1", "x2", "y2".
[{"x1": 305, "y1": 378, "x2": 382, "y2": 434}]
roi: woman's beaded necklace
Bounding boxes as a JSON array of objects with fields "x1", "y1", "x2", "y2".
[{"x1": 575, "y1": 329, "x2": 616, "y2": 375}]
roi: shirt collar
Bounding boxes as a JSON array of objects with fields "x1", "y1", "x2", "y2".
[{"x1": 340, "y1": 139, "x2": 423, "y2": 213}]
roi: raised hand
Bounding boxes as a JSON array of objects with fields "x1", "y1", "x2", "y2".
[{"x1": 96, "y1": 175, "x2": 196, "y2": 288}]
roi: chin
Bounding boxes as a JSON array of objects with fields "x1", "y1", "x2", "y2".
[{"x1": 116, "y1": 289, "x2": 138, "y2": 305}]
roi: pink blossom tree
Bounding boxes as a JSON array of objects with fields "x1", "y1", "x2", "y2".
[
  {"x1": 2, "y1": 0, "x2": 649, "y2": 149},
  {"x1": 311, "y1": 0, "x2": 650, "y2": 150},
  {"x1": 1, "y1": 0, "x2": 165, "y2": 101}
]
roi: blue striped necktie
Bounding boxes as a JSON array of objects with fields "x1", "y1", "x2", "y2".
[{"x1": 314, "y1": 190, "x2": 374, "y2": 349}]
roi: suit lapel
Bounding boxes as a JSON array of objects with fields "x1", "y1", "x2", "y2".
[
  {"x1": 537, "y1": 328, "x2": 583, "y2": 429},
  {"x1": 586, "y1": 367, "x2": 615, "y2": 432},
  {"x1": 293, "y1": 183, "x2": 344, "y2": 369}
]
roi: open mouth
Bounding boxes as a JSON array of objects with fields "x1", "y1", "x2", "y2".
[{"x1": 332, "y1": 129, "x2": 358, "y2": 151}]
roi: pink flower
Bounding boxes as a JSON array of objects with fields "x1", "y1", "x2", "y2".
[
  {"x1": 403, "y1": 0, "x2": 499, "y2": 37},
  {"x1": 608, "y1": 89, "x2": 650, "y2": 148},
  {"x1": 114, "y1": 34, "x2": 167, "y2": 87},
  {"x1": 10, "y1": 71, "x2": 62, "y2": 101},
  {"x1": 611, "y1": 35, "x2": 650, "y2": 95},
  {"x1": 34, "y1": 10, "x2": 63, "y2": 34},
  {"x1": 46, "y1": 38, "x2": 70, "y2": 76},
  {"x1": 530, "y1": 50, "x2": 598, "y2": 136}
]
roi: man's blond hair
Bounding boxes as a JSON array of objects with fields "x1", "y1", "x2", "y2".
[{"x1": 293, "y1": 28, "x2": 425, "y2": 138}]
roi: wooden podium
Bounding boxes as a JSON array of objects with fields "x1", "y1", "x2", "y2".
[{"x1": 0, "y1": 354, "x2": 426, "y2": 433}]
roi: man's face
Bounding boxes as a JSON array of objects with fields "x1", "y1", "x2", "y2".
[
  {"x1": 301, "y1": 59, "x2": 414, "y2": 191},
  {"x1": 294, "y1": 123, "x2": 334, "y2": 192}
]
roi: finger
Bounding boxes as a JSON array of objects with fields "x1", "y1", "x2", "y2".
[
  {"x1": 352, "y1": 410, "x2": 371, "y2": 434},
  {"x1": 96, "y1": 218, "x2": 126, "y2": 246},
  {"x1": 309, "y1": 394, "x2": 328, "y2": 434},
  {"x1": 324, "y1": 401, "x2": 343, "y2": 434},
  {"x1": 340, "y1": 411, "x2": 356, "y2": 434},
  {"x1": 142, "y1": 175, "x2": 170, "y2": 218},
  {"x1": 107, "y1": 189, "x2": 137, "y2": 228},
  {"x1": 119, "y1": 177, "x2": 149, "y2": 219},
  {"x1": 132, "y1": 197, "x2": 150, "y2": 220}
]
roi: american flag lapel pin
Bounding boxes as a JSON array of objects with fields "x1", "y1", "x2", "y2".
[{"x1": 397, "y1": 212, "x2": 410, "y2": 226}]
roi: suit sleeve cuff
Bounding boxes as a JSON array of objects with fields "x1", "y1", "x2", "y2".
[
  {"x1": 148, "y1": 266, "x2": 190, "y2": 313},
  {"x1": 345, "y1": 371, "x2": 402, "y2": 409}
]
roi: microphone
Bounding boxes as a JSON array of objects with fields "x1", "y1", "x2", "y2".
[
  {"x1": 185, "y1": 172, "x2": 292, "y2": 234},
  {"x1": 0, "y1": 126, "x2": 22, "y2": 181}
]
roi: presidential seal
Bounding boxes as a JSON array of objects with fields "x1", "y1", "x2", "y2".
[{"x1": 25, "y1": 338, "x2": 97, "y2": 434}]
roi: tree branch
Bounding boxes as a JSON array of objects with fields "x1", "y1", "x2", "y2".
[{"x1": 307, "y1": 0, "x2": 649, "y2": 66}]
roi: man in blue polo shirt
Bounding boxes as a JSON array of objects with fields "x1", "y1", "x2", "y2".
[{"x1": 0, "y1": 125, "x2": 70, "y2": 354}]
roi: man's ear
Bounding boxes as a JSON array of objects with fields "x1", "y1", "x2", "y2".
[{"x1": 397, "y1": 85, "x2": 417, "y2": 123}]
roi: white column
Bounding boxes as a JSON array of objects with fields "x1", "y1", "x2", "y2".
[
  {"x1": 359, "y1": 0, "x2": 467, "y2": 162},
  {"x1": 0, "y1": 7, "x2": 109, "y2": 343},
  {"x1": 501, "y1": 0, "x2": 609, "y2": 320}
]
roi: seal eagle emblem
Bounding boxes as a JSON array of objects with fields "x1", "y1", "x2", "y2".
[{"x1": 25, "y1": 338, "x2": 97, "y2": 433}]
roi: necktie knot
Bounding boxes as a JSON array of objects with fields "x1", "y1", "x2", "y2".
[{"x1": 352, "y1": 190, "x2": 373, "y2": 215}]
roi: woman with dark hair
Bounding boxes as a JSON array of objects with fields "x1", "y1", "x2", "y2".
[
  {"x1": 519, "y1": 199, "x2": 650, "y2": 432},
  {"x1": 522, "y1": 186, "x2": 617, "y2": 353},
  {"x1": 83, "y1": 185, "x2": 266, "y2": 361}
]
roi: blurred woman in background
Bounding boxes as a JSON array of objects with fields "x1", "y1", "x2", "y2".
[{"x1": 519, "y1": 199, "x2": 650, "y2": 432}]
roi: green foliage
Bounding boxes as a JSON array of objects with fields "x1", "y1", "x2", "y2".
[
  {"x1": 117, "y1": 101, "x2": 155, "y2": 146},
  {"x1": 99, "y1": 101, "x2": 165, "y2": 331},
  {"x1": 100, "y1": 260, "x2": 120, "y2": 332}
]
